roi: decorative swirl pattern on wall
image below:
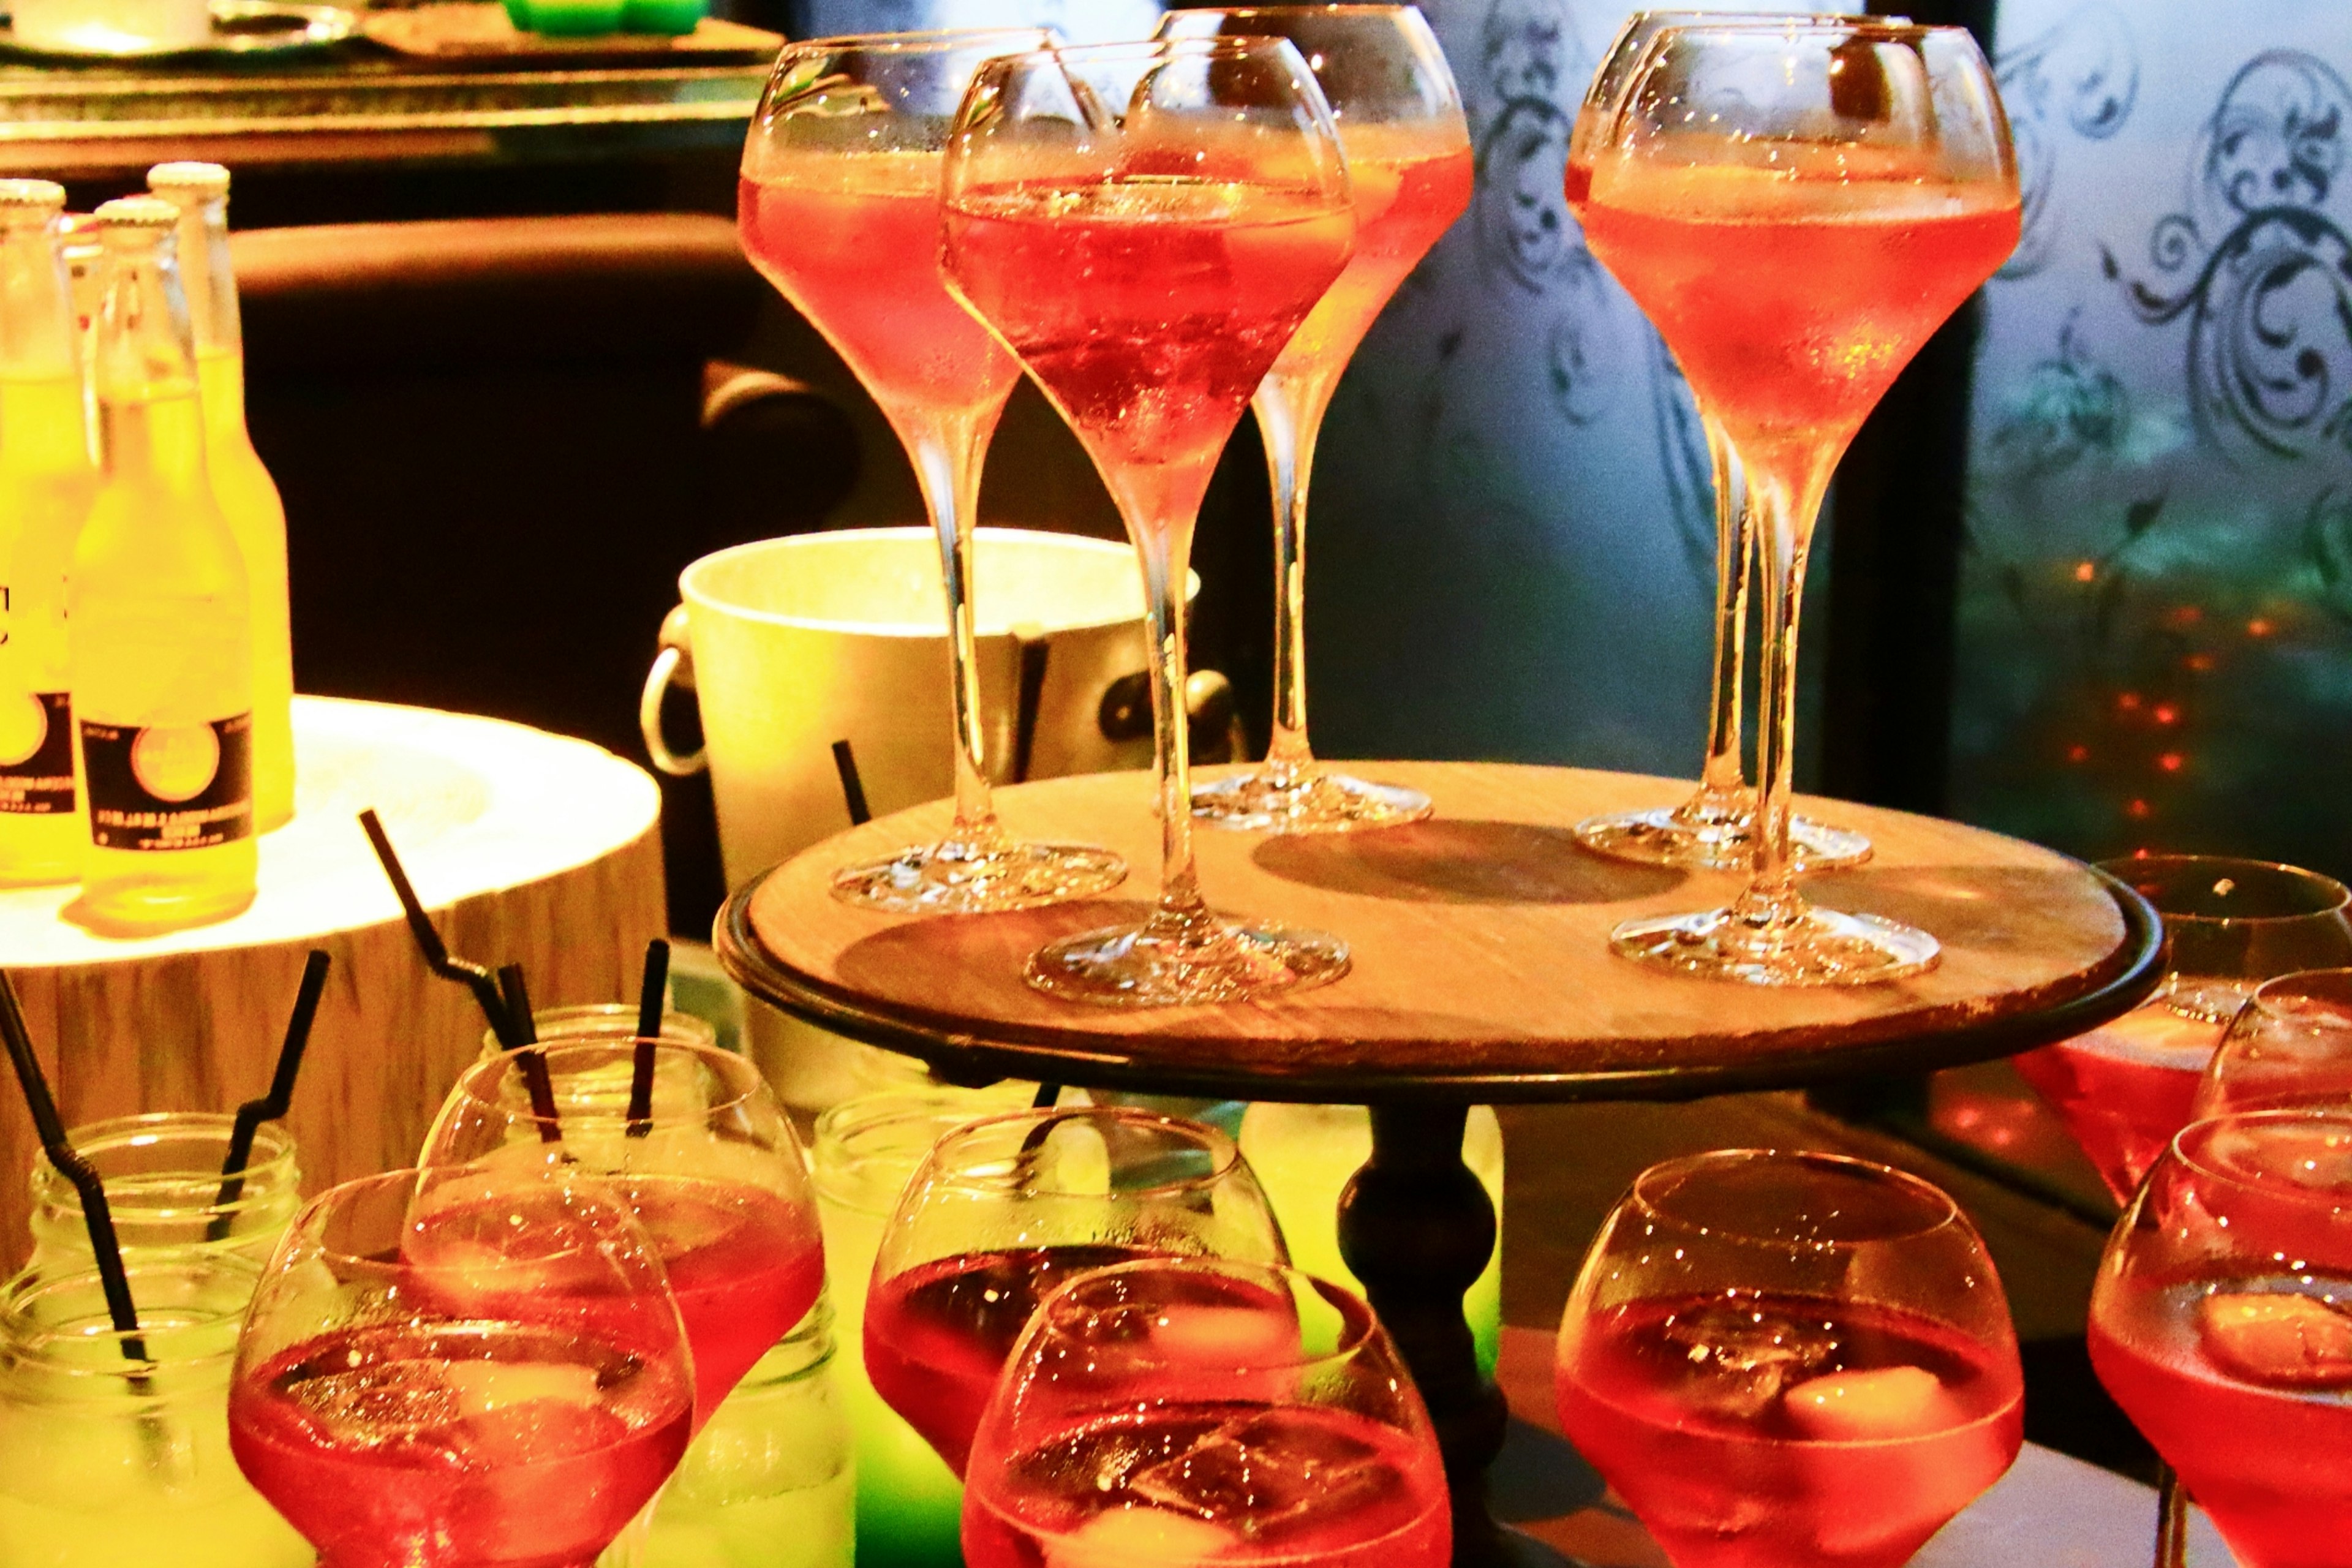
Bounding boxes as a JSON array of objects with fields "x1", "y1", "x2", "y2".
[
  {"x1": 1997, "y1": 4, "x2": 2141, "y2": 279},
  {"x1": 2106, "y1": 50, "x2": 2352, "y2": 469}
]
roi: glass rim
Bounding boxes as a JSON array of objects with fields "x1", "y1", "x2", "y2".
[
  {"x1": 2170, "y1": 1109, "x2": 2352, "y2": 1207},
  {"x1": 36, "y1": 1109, "x2": 297, "y2": 1177},
  {"x1": 1161, "y1": 3, "x2": 1429, "y2": 18},
  {"x1": 2, "y1": 1253, "x2": 260, "y2": 1367},
  {"x1": 453, "y1": 1036, "x2": 760, "y2": 1128},
  {"x1": 1628, "y1": 1148, "x2": 1963, "y2": 1248},
  {"x1": 2244, "y1": 967, "x2": 2352, "y2": 1009},
  {"x1": 770, "y1": 25, "x2": 1057, "y2": 59},
  {"x1": 986, "y1": 32, "x2": 1308, "y2": 69},
  {"x1": 919, "y1": 1104, "x2": 1246, "y2": 1197},
  {"x1": 2099, "y1": 853, "x2": 2352, "y2": 927},
  {"x1": 1644, "y1": 16, "x2": 1957, "y2": 45},
  {"x1": 1030, "y1": 1256, "x2": 1378, "y2": 1371}
]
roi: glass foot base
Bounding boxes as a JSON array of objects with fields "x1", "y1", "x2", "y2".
[
  {"x1": 1574, "y1": 804, "x2": 1871, "y2": 872},
  {"x1": 831, "y1": 838, "x2": 1126, "y2": 915},
  {"x1": 1192, "y1": 767, "x2": 1433, "y2": 834},
  {"x1": 1025, "y1": 910, "x2": 1349, "y2": 1007},
  {"x1": 1610, "y1": 901, "x2": 1939, "y2": 987}
]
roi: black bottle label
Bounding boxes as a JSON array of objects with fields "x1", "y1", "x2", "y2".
[
  {"x1": 0, "y1": 693, "x2": 75, "y2": 815},
  {"x1": 81, "y1": 713, "x2": 254, "y2": 851}
]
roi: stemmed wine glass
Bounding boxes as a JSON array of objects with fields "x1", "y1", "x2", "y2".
[
  {"x1": 863, "y1": 1106, "x2": 1287, "y2": 1476},
  {"x1": 2193, "y1": 968, "x2": 2352, "y2": 1118},
  {"x1": 1153, "y1": 6, "x2": 1470, "y2": 835},
  {"x1": 2013, "y1": 855, "x2": 2352, "y2": 1202},
  {"x1": 939, "y1": 36, "x2": 1357, "y2": 1006},
  {"x1": 1555, "y1": 1150, "x2": 2024, "y2": 1568},
  {"x1": 961, "y1": 1257, "x2": 1449, "y2": 1568},
  {"x1": 1586, "y1": 21, "x2": 2019, "y2": 982},
  {"x1": 228, "y1": 1167, "x2": 696, "y2": 1568},
  {"x1": 421, "y1": 1039, "x2": 828, "y2": 1429},
  {"x1": 739, "y1": 29, "x2": 1126, "y2": 914},
  {"x1": 2089, "y1": 1110, "x2": 2352, "y2": 1567},
  {"x1": 1566, "y1": 10, "x2": 1884, "y2": 873}
]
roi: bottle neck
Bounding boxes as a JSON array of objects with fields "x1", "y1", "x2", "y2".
[
  {"x1": 93, "y1": 238, "x2": 211, "y2": 497},
  {"x1": 0, "y1": 217, "x2": 81, "y2": 382},
  {"x1": 168, "y1": 195, "x2": 241, "y2": 357}
]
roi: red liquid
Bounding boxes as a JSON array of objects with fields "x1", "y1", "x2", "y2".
[
  {"x1": 1272, "y1": 127, "x2": 1469, "y2": 393},
  {"x1": 1581, "y1": 151, "x2": 2019, "y2": 468},
  {"x1": 229, "y1": 1320, "x2": 693, "y2": 1568},
  {"x1": 627, "y1": 1178, "x2": 826, "y2": 1424},
  {"x1": 1555, "y1": 1293, "x2": 2022, "y2": 1568},
  {"x1": 964, "y1": 1402, "x2": 1449, "y2": 1568},
  {"x1": 864, "y1": 1243, "x2": 1156, "y2": 1475},
  {"x1": 738, "y1": 153, "x2": 1021, "y2": 432},
  {"x1": 2011, "y1": 1002, "x2": 2224, "y2": 1202},
  {"x1": 2090, "y1": 1280, "x2": 2352, "y2": 1568},
  {"x1": 942, "y1": 176, "x2": 1352, "y2": 532}
]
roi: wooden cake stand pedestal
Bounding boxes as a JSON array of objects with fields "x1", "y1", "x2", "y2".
[
  {"x1": 0, "y1": 695, "x2": 666, "y2": 1268},
  {"x1": 718, "y1": 761, "x2": 2162, "y2": 1566}
]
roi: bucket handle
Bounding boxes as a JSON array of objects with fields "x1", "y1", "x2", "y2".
[{"x1": 639, "y1": 605, "x2": 706, "y2": 777}]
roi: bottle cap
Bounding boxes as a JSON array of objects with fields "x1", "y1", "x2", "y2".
[
  {"x1": 93, "y1": 195, "x2": 181, "y2": 244},
  {"x1": 147, "y1": 162, "x2": 231, "y2": 199},
  {"x1": 0, "y1": 181, "x2": 67, "y2": 224}
]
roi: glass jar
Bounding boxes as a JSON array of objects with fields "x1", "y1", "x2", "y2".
[
  {"x1": 621, "y1": 1300, "x2": 854, "y2": 1568},
  {"x1": 0, "y1": 1256, "x2": 309, "y2": 1567},
  {"x1": 810, "y1": 1091, "x2": 1005, "y2": 1568},
  {"x1": 27, "y1": 1112, "x2": 300, "y2": 1271}
]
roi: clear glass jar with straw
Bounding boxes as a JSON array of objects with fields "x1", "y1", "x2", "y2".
[
  {"x1": 476, "y1": 1003, "x2": 719, "y2": 1121},
  {"x1": 612, "y1": 1298, "x2": 854, "y2": 1568},
  {"x1": 26, "y1": 1111, "x2": 300, "y2": 1270},
  {"x1": 0, "y1": 1254, "x2": 309, "y2": 1566},
  {"x1": 810, "y1": 1091, "x2": 1009, "y2": 1568}
]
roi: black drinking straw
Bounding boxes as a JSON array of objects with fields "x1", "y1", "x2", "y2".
[
  {"x1": 626, "y1": 938, "x2": 669, "y2": 1138},
  {"x1": 497, "y1": 963, "x2": 565, "y2": 1144},
  {"x1": 358, "y1": 809, "x2": 519, "y2": 1047},
  {"x1": 0, "y1": 970, "x2": 145, "y2": 1362},
  {"x1": 831, "y1": 739, "x2": 872, "y2": 826},
  {"x1": 209, "y1": 949, "x2": 331, "y2": 1241}
]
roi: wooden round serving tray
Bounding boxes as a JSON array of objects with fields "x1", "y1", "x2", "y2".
[{"x1": 718, "y1": 762, "x2": 2160, "y2": 1102}]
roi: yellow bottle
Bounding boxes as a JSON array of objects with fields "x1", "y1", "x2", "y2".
[
  {"x1": 148, "y1": 163, "x2": 293, "y2": 833},
  {"x1": 67, "y1": 197, "x2": 255, "y2": 937},
  {"x1": 0, "y1": 183, "x2": 96, "y2": 886}
]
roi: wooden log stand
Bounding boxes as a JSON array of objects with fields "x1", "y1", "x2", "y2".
[
  {"x1": 719, "y1": 761, "x2": 2162, "y2": 1567},
  {"x1": 0, "y1": 695, "x2": 666, "y2": 1270}
]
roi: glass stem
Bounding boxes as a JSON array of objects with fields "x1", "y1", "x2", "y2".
[
  {"x1": 907, "y1": 412, "x2": 1006, "y2": 851},
  {"x1": 1696, "y1": 414, "x2": 1751, "y2": 802},
  {"x1": 1139, "y1": 521, "x2": 1207, "y2": 924},
  {"x1": 1253, "y1": 372, "x2": 1332, "y2": 782},
  {"x1": 1735, "y1": 437, "x2": 1838, "y2": 924}
]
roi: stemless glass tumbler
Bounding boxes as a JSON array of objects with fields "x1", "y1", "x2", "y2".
[
  {"x1": 940, "y1": 36, "x2": 1357, "y2": 1005},
  {"x1": 2014, "y1": 854, "x2": 2352, "y2": 1201},
  {"x1": 2195, "y1": 968, "x2": 2352, "y2": 1118},
  {"x1": 228, "y1": 1168, "x2": 696, "y2": 1568},
  {"x1": 1157, "y1": 5, "x2": 1471, "y2": 835},
  {"x1": 2089, "y1": 1111, "x2": 2352, "y2": 1566},
  {"x1": 961, "y1": 1259, "x2": 1449, "y2": 1568},
  {"x1": 740, "y1": 28, "x2": 1126, "y2": 915},
  {"x1": 864, "y1": 1106, "x2": 1288, "y2": 1477},
  {"x1": 1586, "y1": 21, "x2": 2019, "y2": 983},
  {"x1": 423, "y1": 1039, "x2": 828, "y2": 1429},
  {"x1": 1556, "y1": 1150, "x2": 2024, "y2": 1568}
]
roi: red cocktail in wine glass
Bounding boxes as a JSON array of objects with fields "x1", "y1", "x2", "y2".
[
  {"x1": 940, "y1": 34, "x2": 1357, "y2": 1006},
  {"x1": 739, "y1": 29, "x2": 1126, "y2": 915},
  {"x1": 963, "y1": 1258, "x2": 1449, "y2": 1568},
  {"x1": 864, "y1": 1106, "x2": 1287, "y2": 1476},
  {"x1": 423, "y1": 1039, "x2": 826, "y2": 1427},
  {"x1": 229, "y1": 1168, "x2": 695, "y2": 1568}
]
